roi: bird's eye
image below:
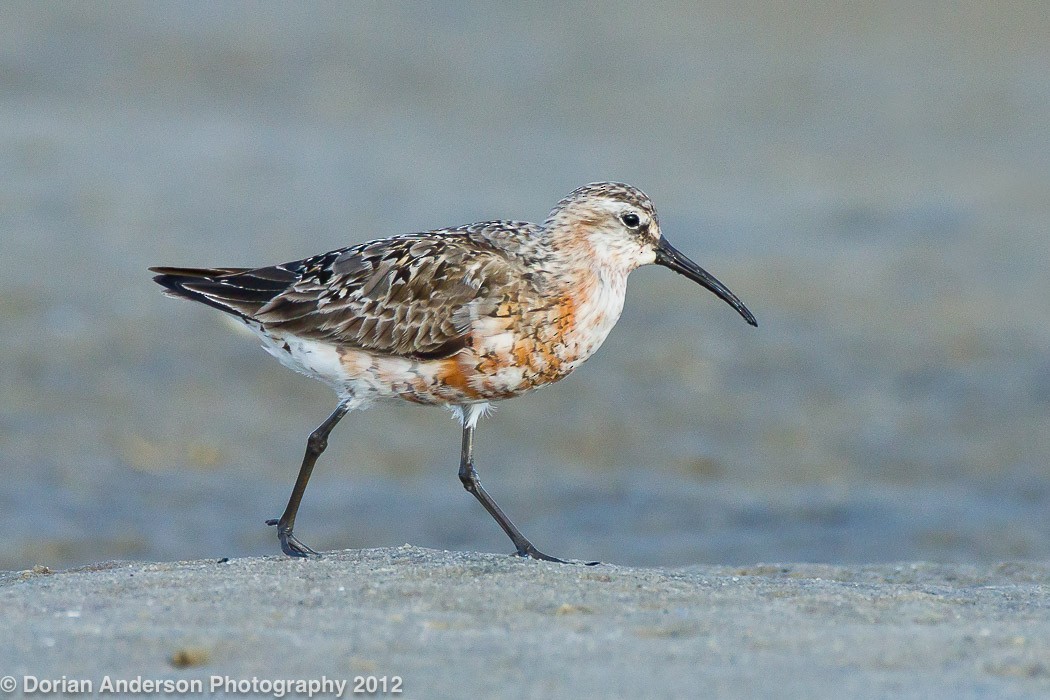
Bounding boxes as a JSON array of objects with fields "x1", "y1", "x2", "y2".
[{"x1": 620, "y1": 212, "x2": 641, "y2": 229}]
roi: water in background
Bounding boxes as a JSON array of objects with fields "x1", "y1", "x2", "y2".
[{"x1": 2, "y1": 3, "x2": 1049, "y2": 570}]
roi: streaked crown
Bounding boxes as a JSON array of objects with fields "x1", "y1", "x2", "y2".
[{"x1": 546, "y1": 182, "x2": 659, "y2": 230}]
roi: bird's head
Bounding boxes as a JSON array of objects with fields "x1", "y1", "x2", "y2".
[{"x1": 545, "y1": 182, "x2": 757, "y2": 326}]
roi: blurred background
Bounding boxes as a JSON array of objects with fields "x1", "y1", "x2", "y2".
[{"x1": 2, "y1": 2, "x2": 1048, "y2": 571}]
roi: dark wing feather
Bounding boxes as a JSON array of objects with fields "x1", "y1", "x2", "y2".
[
  {"x1": 150, "y1": 265, "x2": 297, "y2": 319},
  {"x1": 152, "y1": 229, "x2": 532, "y2": 361}
]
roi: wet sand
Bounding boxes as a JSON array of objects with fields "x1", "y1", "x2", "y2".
[{"x1": 4, "y1": 546, "x2": 1049, "y2": 698}]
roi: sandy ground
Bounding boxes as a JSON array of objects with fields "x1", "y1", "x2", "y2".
[
  {"x1": 3, "y1": 546, "x2": 1049, "y2": 699},
  {"x1": 3, "y1": 2, "x2": 1050, "y2": 573}
]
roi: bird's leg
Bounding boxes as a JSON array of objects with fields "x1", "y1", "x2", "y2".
[
  {"x1": 266, "y1": 399, "x2": 351, "y2": 557},
  {"x1": 458, "y1": 423, "x2": 595, "y2": 565}
]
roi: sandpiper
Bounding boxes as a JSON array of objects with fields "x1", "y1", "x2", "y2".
[{"x1": 152, "y1": 182, "x2": 757, "y2": 563}]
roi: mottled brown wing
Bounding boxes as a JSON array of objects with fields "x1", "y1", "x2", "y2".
[{"x1": 250, "y1": 234, "x2": 523, "y2": 360}]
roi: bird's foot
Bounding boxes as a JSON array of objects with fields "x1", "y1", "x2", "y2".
[
  {"x1": 514, "y1": 543, "x2": 599, "y2": 566},
  {"x1": 265, "y1": 518, "x2": 320, "y2": 558}
]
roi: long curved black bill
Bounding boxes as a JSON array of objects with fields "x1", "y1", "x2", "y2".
[{"x1": 654, "y1": 238, "x2": 758, "y2": 327}]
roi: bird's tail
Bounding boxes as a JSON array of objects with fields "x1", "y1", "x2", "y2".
[{"x1": 150, "y1": 265, "x2": 293, "y2": 320}]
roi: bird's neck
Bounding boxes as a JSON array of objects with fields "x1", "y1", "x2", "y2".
[
  {"x1": 542, "y1": 221, "x2": 631, "y2": 291},
  {"x1": 542, "y1": 229, "x2": 632, "y2": 365}
]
